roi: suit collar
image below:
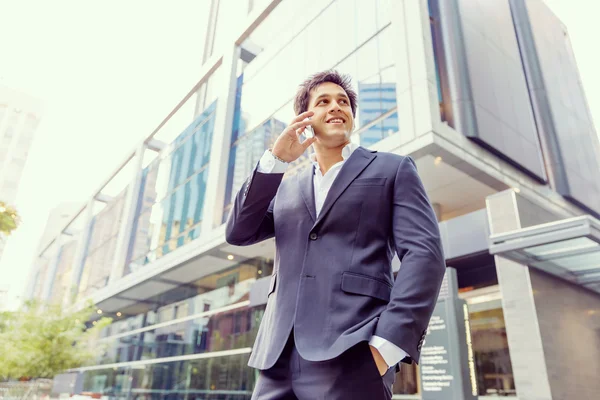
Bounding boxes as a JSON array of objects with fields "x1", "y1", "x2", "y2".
[
  {"x1": 309, "y1": 142, "x2": 360, "y2": 170},
  {"x1": 315, "y1": 146, "x2": 376, "y2": 227},
  {"x1": 298, "y1": 146, "x2": 377, "y2": 226},
  {"x1": 298, "y1": 163, "x2": 317, "y2": 222}
]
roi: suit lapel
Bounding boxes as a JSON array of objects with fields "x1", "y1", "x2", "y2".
[
  {"x1": 313, "y1": 146, "x2": 376, "y2": 228},
  {"x1": 298, "y1": 163, "x2": 317, "y2": 222}
]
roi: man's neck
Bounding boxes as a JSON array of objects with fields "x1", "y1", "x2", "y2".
[{"x1": 313, "y1": 141, "x2": 350, "y2": 175}]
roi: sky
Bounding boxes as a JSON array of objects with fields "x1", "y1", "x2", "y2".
[
  {"x1": 0, "y1": 0, "x2": 599, "y2": 310},
  {"x1": 0, "y1": 0, "x2": 210, "y2": 309}
]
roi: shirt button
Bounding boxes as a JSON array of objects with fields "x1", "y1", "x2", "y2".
[{"x1": 309, "y1": 232, "x2": 318, "y2": 240}]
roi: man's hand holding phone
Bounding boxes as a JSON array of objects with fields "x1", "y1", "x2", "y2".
[{"x1": 270, "y1": 111, "x2": 317, "y2": 163}]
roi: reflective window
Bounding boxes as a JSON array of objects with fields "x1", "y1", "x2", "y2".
[
  {"x1": 468, "y1": 302, "x2": 516, "y2": 396},
  {"x1": 78, "y1": 191, "x2": 127, "y2": 299},
  {"x1": 392, "y1": 363, "x2": 419, "y2": 395},
  {"x1": 80, "y1": 353, "x2": 254, "y2": 399},
  {"x1": 238, "y1": 0, "x2": 395, "y2": 135},
  {"x1": 97, "y1": 306, "x2": 265, "y2": 365},
  {"x1": 49, "y1": 240, "x2": 77, "y2": 305},
  {"x1": 210, "y1": 0, "x2": 249, "y2": 58},
  {"x1": 195, "y1": 67, "x2": 222, "y2": 118},
  {"x1": 126, "y1": 101, "x2": 217, "y2": 274},
  {"x1": 30, "y1": 255, "x2": 51, "y2": 300},
  {"x1": 224, "y1": 3, "x2": 397, "y2": 217},
  {"x1": 99, "y1": 257, "x2": 273, "y2": 333}
]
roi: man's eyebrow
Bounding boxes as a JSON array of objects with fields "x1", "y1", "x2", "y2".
[{"x1": 313, "y1": 92, "x2": 349, "y2": 102}]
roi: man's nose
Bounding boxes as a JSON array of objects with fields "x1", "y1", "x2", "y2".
[{"x1": 328, "y1": 101, "x2": 342, "y2": 113}]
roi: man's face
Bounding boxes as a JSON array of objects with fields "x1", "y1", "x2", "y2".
[{"x1": 307, "y1": 82, "x2": 354, "y2": 146}]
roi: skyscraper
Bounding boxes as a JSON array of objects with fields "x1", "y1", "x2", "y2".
[{"x1": 0, "y1": 85, "x2": 43, "y2": 262}]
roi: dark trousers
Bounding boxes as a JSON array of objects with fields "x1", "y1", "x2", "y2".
[{"x1": 251, "y1": 332, "x2": 395, "y2": 400}]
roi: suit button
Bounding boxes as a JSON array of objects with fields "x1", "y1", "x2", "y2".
[{"x1": 309, "y1": 232, "x2": 318, "y2": 240}]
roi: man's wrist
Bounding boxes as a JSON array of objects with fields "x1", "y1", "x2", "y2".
[
  {"x1": 269, "y1": 149, "x2": 288, "y2": 164},
  {"x1": 369, "y1": 335, "x2": 407, "y2": 369}
]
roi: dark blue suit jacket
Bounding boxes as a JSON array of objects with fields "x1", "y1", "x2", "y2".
[{"x1": 226, "y1": 146, "x2": 445, "y2": 370}]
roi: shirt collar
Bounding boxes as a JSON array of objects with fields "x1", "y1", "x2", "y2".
[{"x1": 309, "y1": 142, "x2": 360, "y2": 169}]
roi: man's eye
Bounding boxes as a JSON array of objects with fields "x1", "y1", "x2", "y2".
[
  {"x1": 318, "y1": 99, "x2": 328, "y2": 105},
  {"x1": 340, "y1": 99, "x2": 348, "y2": 104}
]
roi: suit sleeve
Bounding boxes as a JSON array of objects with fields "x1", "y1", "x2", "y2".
[
  {"x1": 374, "y1": 156, "x2": 446, "y2": 364},
  {"x1": 225, "y1": 162, "x2": 284, "y2": 246}
]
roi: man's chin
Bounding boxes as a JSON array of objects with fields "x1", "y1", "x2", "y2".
[
  {"x1": 320, "y1": 128, "x2": 351, "y2": 139},
  {"x1": 315, "y1": 134, "x2": 352, "y2": 148}
]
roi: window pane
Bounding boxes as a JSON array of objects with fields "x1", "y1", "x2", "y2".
[
  {"x1": 81, "y1": 353, "x2": 255, "y2": 398},
  {"x1": 355, "y1": 0, "x2": 378, "y2": 45},
  {"x1": 78, "y1": 190, "x2": 127, "y2": 299},
  {"x1": 469, "y1": 304, "x2": 516, "y2": 396},
  {"x1": 376, "y1": 0, "x2": 392, "y2": 29},
  {"x1": 98, "y1": 306, "x2": 264, "y2": 364},
  {"x1": 224, "y1": 6, "x2": 402, "y2": 218},
  {"x1": 126, "y1": 101, "x2": 216, "y2": 273},
  {"x1": 392, "y1": 363, "x2": 420, "y2": 395}
]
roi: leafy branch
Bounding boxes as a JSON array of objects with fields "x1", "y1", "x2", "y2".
[
  {"x1": 0, "y1": 201, "x2": 20, "y2": 236},
  {"x1": 0, "y1": 300, "x2": 112, "y2": 380}
]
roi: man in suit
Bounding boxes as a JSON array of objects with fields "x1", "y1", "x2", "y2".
[{"x1": 226, "y1": 70, "x2": 445, "y2": 399}]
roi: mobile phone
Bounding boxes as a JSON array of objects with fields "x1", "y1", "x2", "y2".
[{"x1": 303, "y1": 118, "x2": 314, "y2": 139}]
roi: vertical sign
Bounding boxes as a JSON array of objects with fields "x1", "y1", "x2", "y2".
[{"x1": 419, "y1": 268, "x2": 477, "y2": 400}]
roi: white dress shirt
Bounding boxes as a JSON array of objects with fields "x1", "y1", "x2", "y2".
[{"x1": 256, "y1": 143, "x2": 408, "y2": 369}]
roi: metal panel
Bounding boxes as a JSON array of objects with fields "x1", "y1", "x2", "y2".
[
  {"x1": 489, "y1": 214, "x2": 600, "y2": 294},
  {"x1": 433, "y1": 0, "x2": 547, "y2": 181},
  {"x1": 440, "y1": 209, "x2": 490, "y2": 260},
  {"x1": 511, "y1": 0, "x2": 600, "y2": 216}
]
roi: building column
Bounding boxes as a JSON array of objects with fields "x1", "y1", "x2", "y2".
[
  {"x1": 65, "y1": 198, "x2": 95, "y2": 306},
  {"x1": 40, "y1": 240, "x2": 62, "y2": 302},
  {"x1": 201, "y1": 42, "x2": 241, "y2": 233},
  {"x1": 486, "y1": 190, "x2": 553, "y2": 400},
  {"x1": 108, "y1": 144, "x2": 147, "y2": 284}
]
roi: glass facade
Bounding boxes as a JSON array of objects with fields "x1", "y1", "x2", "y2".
[
  {"x1": 468, "y1": 302, "x2": 515, "y2": 396},
  {"x1": 101, "y1": 257, "x2": 272, "y2": 331},
  {"x1": 78, "y1": 190, "x2": 127, "y2": 299},
  {"x1": 81, "y1": 353, "x2": 254, "y2": 400},
  {"x1": 126, "y1": 101, "x2": 216, "y2": 274},
  {"x1": 427, "y1": 0, "x2": 447, "y2": 122},
  {"x1": 49, "y1": 240, "x2": 77, "y2": 305},
  {"x1": 96, "y1": 305, "x2": 264, "y2": 366},
  {"x1": 30, "y1": 254, "x2": 51, "y2": 301},
  {"x1": 76, "y1": 256, "x2": 272, "y2": 399},
  {"x1": 223, "y1": 0, "x2": 399, "y2": 216}
]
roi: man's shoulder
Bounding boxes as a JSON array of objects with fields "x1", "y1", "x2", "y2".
[{"x1": 370, "y1": 149, "x2": 408, "y2": 166}]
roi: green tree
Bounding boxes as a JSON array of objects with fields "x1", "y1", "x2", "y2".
[
  {"x1": 0, "y1": 300, "x2": 111, "y2": 380},
  {"x1": 0, "y1": 201, "x2": 20, "y2": 236}
]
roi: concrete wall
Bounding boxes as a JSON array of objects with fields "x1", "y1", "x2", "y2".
[
  {"x1": 486, "y1": 190, "x2": 553, "y2": 400},
  {"x1": 530, "y1": 269, "x2": 600, "y2": 400},
  {"x1": 514, "y1": 191, "x2": 600, "y2": 399},
  {"x1": 487, "y1": 189, "x2": 600, "y2": 399}
]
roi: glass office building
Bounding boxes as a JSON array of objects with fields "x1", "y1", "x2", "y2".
[
  {"x1": 29, "y1": 1, "x2": 600, "y2": 399},
  {"x1": 0, "y1": 85, "x2": 43, "y2": 266}
]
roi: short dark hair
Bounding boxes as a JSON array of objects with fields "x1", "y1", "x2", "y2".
[{"x1": 293, "y1": 70, "x2": 357, "y2": 117}]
